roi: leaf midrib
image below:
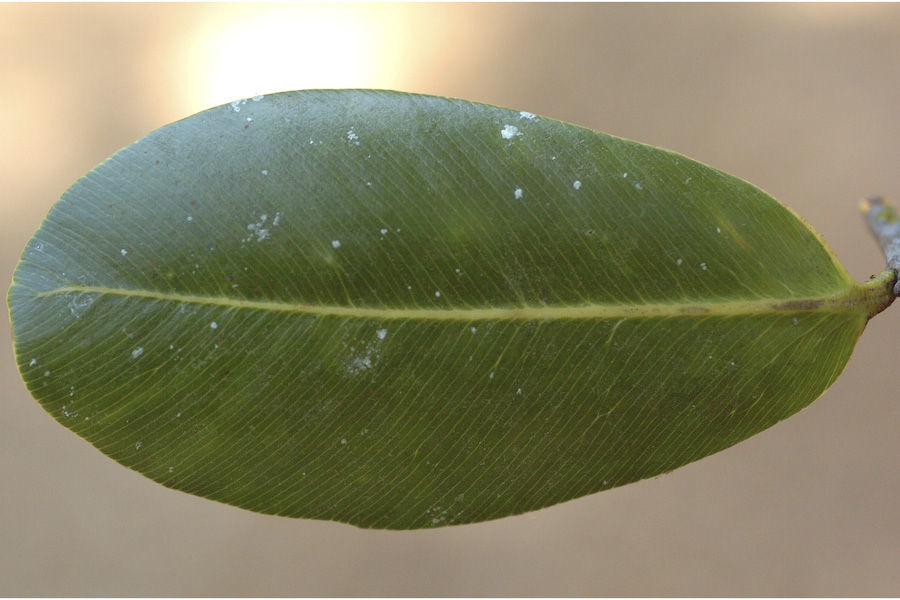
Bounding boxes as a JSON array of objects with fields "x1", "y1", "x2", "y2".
[{"x1": 32, "y1": 275, "x2": 893, "y2": 321}]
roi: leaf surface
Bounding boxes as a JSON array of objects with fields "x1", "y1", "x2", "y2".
[{"x1": 8, "y1": 90, "x2": 894, "y2": 528}]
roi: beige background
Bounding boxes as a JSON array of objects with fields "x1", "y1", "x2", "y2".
[{"x1": 2, "y1": 3, "x2": 899, "y2": 596}]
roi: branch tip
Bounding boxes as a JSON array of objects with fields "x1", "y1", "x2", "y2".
[{"x1": 862, "y1": 196, "x2": 900, "y2": 297}]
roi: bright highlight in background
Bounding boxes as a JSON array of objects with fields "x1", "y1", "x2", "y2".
[{"x1": 183, "y1": 5, "x2": 404, "y2": 112}]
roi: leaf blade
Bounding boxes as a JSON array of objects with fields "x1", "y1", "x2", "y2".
[{"x1": 8, "y1": 90, "x2": 893, "y2": 528}]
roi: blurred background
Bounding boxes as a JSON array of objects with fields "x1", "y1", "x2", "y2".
[{"x1": 2, "y1": 3, "x2": 899, "y2": 596}]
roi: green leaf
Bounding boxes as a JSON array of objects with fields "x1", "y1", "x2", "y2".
[{"x1": 8, "y1": 90, "x2": 895, "y2": 529}]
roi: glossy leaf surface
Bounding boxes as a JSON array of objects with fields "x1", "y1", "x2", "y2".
[{"x1": 8, "y1": 90, "x2": 894, "y2": 528}]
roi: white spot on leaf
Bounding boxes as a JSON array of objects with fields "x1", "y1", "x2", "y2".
[
  {"x1": 349, "y1": 355, "x2": 372, "y2": 373},
  {"x1": 331, "y1": 239, "x2": 341, "y2": 249},
  {"x1": 518, "y1": 111, "x2": 537, "y2": 120},
  {"x1": 210, "y1": 321, "x2": 218, "y2": 329},
  {"x1": 573, "y1": 180, "x2": 582, "y2": 190},
  {"x1": 131, "y1": 347, "x2": 144, "y2": 359},
  {"x1": 514, "y1": 188, "x2": 523, "y2": 199},
  {"x1": 67, "y1": 294, "x2": 95, "y2": 318},
  {"x1": 244, "y1": 212, "x2": 280, "y2": 243},
  {"x1": 376, "y1": 328, "x2": 387, "y2": 340},
  {"x1": 500, "y1": 124, "x2": 521, "y2": 139},
  {"x1": 346, "y1": 338, "x2": 380, "y2": 375}
]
